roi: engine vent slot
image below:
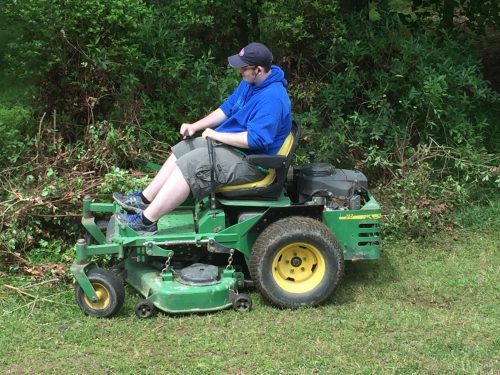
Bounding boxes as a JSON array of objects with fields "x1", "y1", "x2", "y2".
[
  {"x1": 357, "y1": 222, "x2": 380, "y2": 247},
  {"x1": 358, "y1": 241, "x2": 380, "y2": 246},
  {"x1": 359, "y1": 223, "x2": 379, "y2": 229},
  {"x1": 301, "y1": 163, "x2": 334, "y2": 177}
]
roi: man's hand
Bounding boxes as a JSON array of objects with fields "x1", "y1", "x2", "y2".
[
  {"x1": 180, "y1": 123, "x2": 197, "y2": 138},
  {"x1": 201, "y1": 128, "x2": 218, "y2": 141},
  {"x1": 202, "y1": 129, "x2": 249, "y2": 148},
  {"x1": 180, "y1": 109, "x2": 228, "y2": 138}
]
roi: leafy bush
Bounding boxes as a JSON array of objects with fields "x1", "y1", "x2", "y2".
[
  {"x1": 294, "y1": 22, "x2": 500, "y2": 167},
  {"x1": 0, "y1": 119, "x2": 144, "y2": 257},
  {"x1": 380, "y1": 162, "x2": 469, "y2": 238},
  {"x1": 0, "y1": 106, "x2": 30, "y2": 165},
  {"x1": 1, "y1": 0, "x2": 499, "y2": 256},
  {"x1": 378, "y1": 142, "x2": 499, "y2": 238},
  {"x1": 135, "y1": 3, "x2": 246, "y2": 144},
  {"x1": 98, "y1": 167, "x2": 151, "y2": 195},
  {"x1": 260, "y1": 0, "x2": 343, "y2": 73},
  {"x1": 3, "y1": 0, "x2": 153, "y2": 136}
]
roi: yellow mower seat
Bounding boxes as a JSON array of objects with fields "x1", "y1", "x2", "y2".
[{"x1": 218, "y1": 122, "x2": 300, "y2": 199}]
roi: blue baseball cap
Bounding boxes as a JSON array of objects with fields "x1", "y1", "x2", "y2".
[{"x1": 228, "y1": 42, "x2": 273, "y2": 68}]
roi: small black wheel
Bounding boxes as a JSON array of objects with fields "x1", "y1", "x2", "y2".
[
  {"x1": 231, "y1": 293, "x2": 252, "y2": 312},
  {"x1": 135, "y1": 299, "x2": 156, "y2": 319},
  {"x1": 250, "y1": 216, "x2": 344, "y2": 308},
  {"x1": 75, "y1": 268, "x2": 125, "y2": 318}
]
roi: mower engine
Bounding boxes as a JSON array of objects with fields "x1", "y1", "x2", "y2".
[{"x1": 291, "y1": 162, "x2": 368, "y2": 210}]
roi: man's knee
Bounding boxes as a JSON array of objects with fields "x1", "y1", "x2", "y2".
[
  {"x1": 172, "y1": 137, "x2": 207, "y2": 159},
  {"x1": 164, "y1": 153, "x2": 177, "y2": 165}
]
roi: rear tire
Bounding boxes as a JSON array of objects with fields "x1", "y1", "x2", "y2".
[{"x1": 250, "y1": 216, "x2": 344, "y2": 308}]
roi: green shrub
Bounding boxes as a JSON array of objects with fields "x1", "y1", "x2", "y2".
[
  {"x1": 378, "y1": 142, "x2": 499, "y2": 239},
  {"x1": 1, "y1": 1, "x2": 499, "y2": 256},
  {"x1": 0, "y1": 106, "x2": 30, "y2": 165},
  {"x1": 0, "y1": 119, "x2": 144, "y2": 257},
  {"x1": 28, "y1": 239, "x2": 72, "y2": 264},
  {"x1": 380, "y1": 162, "x2": 469, "y2": 239},
  {"x1": 3, "y1": 0, "x2": 153, "y2": 134},
  {"x1": 291, "y1": 21, "x2": 500, "y2": 181},
  {"x1": 98, "y1": 167, "x2": 151, "y2": 195}
]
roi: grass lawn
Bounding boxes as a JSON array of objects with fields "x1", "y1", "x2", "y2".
[{"x1": 1, "y1": 203, "x2": 499, "y2": 375}]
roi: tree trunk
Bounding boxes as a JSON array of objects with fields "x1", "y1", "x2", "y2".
[{"x1": 440, "y1": 0, "x2": 455, "y2": 29}]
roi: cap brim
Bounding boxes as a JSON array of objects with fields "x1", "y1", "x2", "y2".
[{"x1": 228, "y1": 54, "x2": 248, "y2": 68}]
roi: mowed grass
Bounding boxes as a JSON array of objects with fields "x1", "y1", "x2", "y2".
[{"x1": 1, "y1": 208, "x2": 499, "y2": 374}]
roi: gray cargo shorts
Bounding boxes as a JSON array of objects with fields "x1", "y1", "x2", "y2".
[{"x1": 172, "y1": 137, "x2": 265, "y2": 200}]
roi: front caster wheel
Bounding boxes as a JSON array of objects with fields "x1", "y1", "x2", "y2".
[
  {"x1": 231, "y1": 293, "x2": 252, "y2": 312},
  {"x1": 75, "y1": 268, "x2": 125, "y2": 318},
  {"x1": 135, "y1": 299, "x2": 156, "y2": 319}
]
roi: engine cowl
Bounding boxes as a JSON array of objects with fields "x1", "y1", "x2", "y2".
[{"x1": 297, "y1": 163, "x2": 368, "y2": 201}]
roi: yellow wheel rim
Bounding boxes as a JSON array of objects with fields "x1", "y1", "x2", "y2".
[
  {"x1": 83, "y1": 282, "x2": 111, "y2": 310},
  {"x1": 271, "y1": 242, "x2": 326, "y2": 294}
]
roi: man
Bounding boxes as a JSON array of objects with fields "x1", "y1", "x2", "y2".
[{"x1": 114, "y1": 42, "x2": 292, "y2": 233}]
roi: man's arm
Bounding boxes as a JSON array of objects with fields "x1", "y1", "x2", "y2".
[
  {"x1": 201, "y1": 128, "x2": 249, "y2": 148},
  {"x1": 180, "y1": 108, "x2": 228, "y2": 137},
  {"x1": 202, "y1": 98, "x2": 283, "y2": 150}
]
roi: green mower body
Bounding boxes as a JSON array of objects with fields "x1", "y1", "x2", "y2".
[{"x1": 72, "y1": 171, "x2": 381, "y2": 318}]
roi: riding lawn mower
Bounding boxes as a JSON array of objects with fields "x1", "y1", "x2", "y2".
[{"x1": 71, "y1": 124, "x2": 381, "y2": 318}]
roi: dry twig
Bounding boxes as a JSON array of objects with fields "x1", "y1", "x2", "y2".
[{"x1": 4, "y1": 284, "x2": 37, "y2": 299}]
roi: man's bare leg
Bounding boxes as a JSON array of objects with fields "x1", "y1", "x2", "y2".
[
  {"x1": 142, "y1": 166, "x2": 191, "y2": 222},
  {"x1": 142, "y1": 153, "x2": 178, "y2": 201}
]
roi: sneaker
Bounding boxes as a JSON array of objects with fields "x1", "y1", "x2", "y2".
[
  {"x1": 115, "y1": 213, "x2": 158, "y2": 235},
  {"x1": 113, "y1": 191, "x2": 149, "y2": 213}
]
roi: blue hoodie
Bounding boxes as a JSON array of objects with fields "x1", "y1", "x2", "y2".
[{"x1": 217, "y1": 65, "x2": 292, "y2": 155}]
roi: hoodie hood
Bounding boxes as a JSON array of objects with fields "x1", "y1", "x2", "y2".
[
  {"x1": 253, "y1": 65, "x2": 288, "y2": 90},
  {"x1": 217, "y1": 63, "x2": 292, "y2": 154}
]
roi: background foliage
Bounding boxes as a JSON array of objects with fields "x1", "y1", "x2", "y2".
[{"x1": 0, "y1": 0, "x2": 499, "y2": 259}]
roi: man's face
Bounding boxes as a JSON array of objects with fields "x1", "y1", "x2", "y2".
[{"x1": 239, "y1": 65, "x2": 258, "y2": 83}]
